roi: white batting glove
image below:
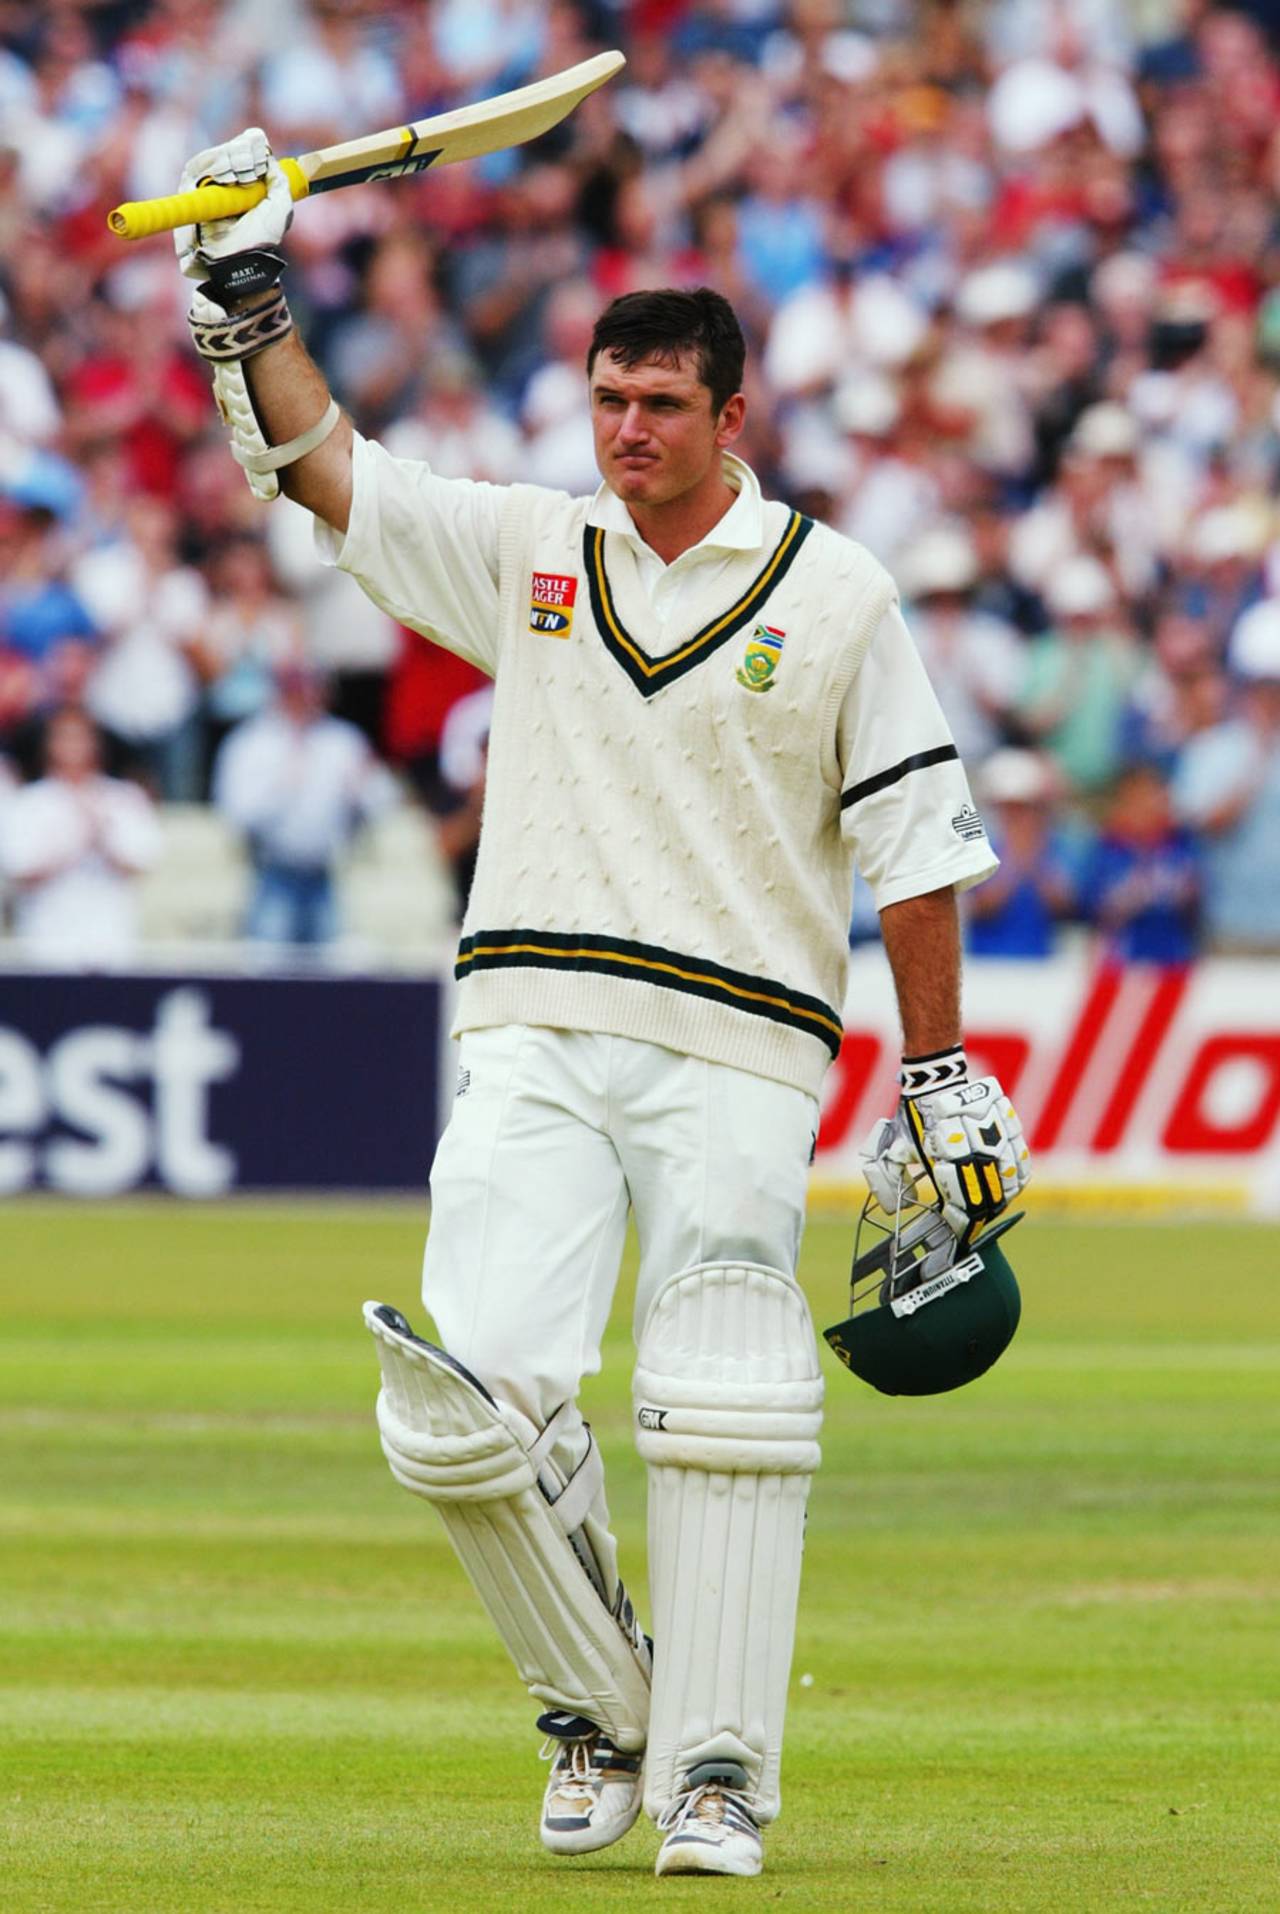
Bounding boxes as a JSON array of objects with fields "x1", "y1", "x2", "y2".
[
  {"x1": 860, "y1": 1114, "x2": 920, "y2": 1216},
  {"x1": 862, "y1": 1055, "x2": 1030, "y2": 1244},
  {"x1": 175, "y1": 127, "x2": 294, "y2": 289}
]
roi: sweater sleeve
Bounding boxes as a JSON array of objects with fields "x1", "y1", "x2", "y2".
[
  {"x1": 313, "y1": 432, "x2": 506, "y2": 674},
  {"x1": 836, "y1": 603, "x2": 998, "y2": 909}
]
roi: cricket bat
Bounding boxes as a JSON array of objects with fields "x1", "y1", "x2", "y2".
[{"x1": 108, "y1": 50, "x2": 624, "y2": 240}]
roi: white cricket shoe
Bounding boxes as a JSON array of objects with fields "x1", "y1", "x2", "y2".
[
  {"x1": 538, "y1": 1711, "x2": 645, "y2": 1855},
  {"x1": 654, "y1": 1780, "x2": 764, "y2": 1877}
]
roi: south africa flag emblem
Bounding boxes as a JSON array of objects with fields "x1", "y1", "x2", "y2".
[{"x1": 736, "y1": 623, "x2": 785, "y2": 693}]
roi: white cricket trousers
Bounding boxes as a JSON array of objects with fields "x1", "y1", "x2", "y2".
[{"x1": 422, "y1": 1023, "x2": 818, "y2": 1462}]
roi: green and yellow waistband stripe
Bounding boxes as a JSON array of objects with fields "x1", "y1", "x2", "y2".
[
  {"x1": 584, "y1": 511, "x2": 813, "y2": 696},
  {"x1": 456, "y1": 928, "x2": 843, "y2": 1055}
]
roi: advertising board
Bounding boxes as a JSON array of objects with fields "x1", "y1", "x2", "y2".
[
  {"x1": 0, "y1": 972, "x2": 441, "y2": 1197},
  {"x1": 820, "y1": 953, "x2": 1280, "y2": 1214},
  {"x1": 2, "y1": 958, "x2": 1276, "y2": 1209}
]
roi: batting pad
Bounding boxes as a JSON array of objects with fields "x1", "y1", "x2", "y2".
[
  {"x1": 364, "y1": 1302, "x2": 651, "y2": 1750},
  {"x1": 633, "y1": 1262, "x2": 823, "y2": 1822},
  {"x1": 208, "y1": 350, "x2": 279, "y2": 502}
]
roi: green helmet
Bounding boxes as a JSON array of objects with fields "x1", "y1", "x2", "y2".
[{"x1": 824, "y1": 1189, "x2": 1024, "y2": 1397}]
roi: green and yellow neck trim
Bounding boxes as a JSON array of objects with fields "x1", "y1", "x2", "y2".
[{"x1": 583, "y1": 510, "x2": 813, "y2": 698}]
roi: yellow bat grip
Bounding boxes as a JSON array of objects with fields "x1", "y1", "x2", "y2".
[{"x1": 107, "y1": 158, "x2": 307, "y2": 241}]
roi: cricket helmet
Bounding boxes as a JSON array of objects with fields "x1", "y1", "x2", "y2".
[{"x1": 824, "y1": 1182, "x2": 1024, "y2": 1397}]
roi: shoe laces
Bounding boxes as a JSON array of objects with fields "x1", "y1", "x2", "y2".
[
  {"x1": 540, "y1": 1730, "x2": 610, "y2": 1802},
  {"x1": 657, "y1": 1781, "x2": 758, "y2": 1836}
]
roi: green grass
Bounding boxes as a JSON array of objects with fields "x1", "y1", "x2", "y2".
[{"x1": 2, "y1": 1202, "x2": 1278, "y2": 1912}]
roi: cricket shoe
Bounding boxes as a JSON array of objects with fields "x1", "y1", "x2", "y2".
[
  {"x1": 654, "y1": 1773, "x2": 763, "y2": 1877},
  {"x1": 538, "y1": 1710, "x2": 645, "y2": 1855}
]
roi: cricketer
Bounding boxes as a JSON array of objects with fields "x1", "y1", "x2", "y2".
[{"x1": 173, "y1": 124, "x2": 1030, "y2": 1879}]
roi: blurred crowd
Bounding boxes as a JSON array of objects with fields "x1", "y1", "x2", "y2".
[{"x1": 3, "y1": 0, "x2": 1280, "y2": 962}]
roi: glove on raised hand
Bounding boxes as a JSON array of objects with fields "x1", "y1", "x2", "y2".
[
  {"x1": 174, "y1": 127, "x2": 294, "y2": 303},
  {"x1": 174, "y1": 129, "x2": 301, "y2": 504},
  {"x1": 861, "y1": 1057, "x2": 1029, "y2": 1244}
]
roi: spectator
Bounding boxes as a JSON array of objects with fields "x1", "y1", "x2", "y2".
[
  {"x1": 383, "y1": 349, "x2": 523, "y2": 483},
  {"x1": 260, "y1": 0, "x2": 402, "y2": 141},
  {"x1": 0, "y1": 499, "x2": 97, "y2": 679},
  {"x1": 213, "y1": 660, "x2": 396, "y2": 949},
  {"x1": 836, "y1": 383, "x2": 943, "y2": 571},
  {"x1": 0, "y1": 706, "x2": 161, "y2": 966},
  {"x1": 434, "y1": 683, "x2": 493, "y2": 923},
  {"x1": 75, "y1": 495, "x2": 208, "y2": 798},
  {"x1": 3, "y1": 0, "x2": 1280, "y2": 967},
  {"x1": 1121, "y1": 609, "x2": 1228, "y2": 775},
  {"x1": 934, "y1": 260, "x2": 1040, "y2": 490},
  {"x1": 736, "y1": 137, "x2": 832, "y2": 312},
  {"x1": 266, "y1": 496, "x2": 398, "y2": 748},
  {"x1": 1080, "y1": 762, "x2": 1200, "y2": 963},
  {"x1": 194, "y1": 533, "x2": 302, "y2": 792},
  {"x1": 327, "y1": 230, "x2": 463, "y2": 434},
  {"x1": 1172, "y1": 498, "x2": 1269, "y2": 646},
  {"x1": 897, "y1": 524, "x2": 1026, "y2": 764},
  {"x1": 1019, "y1": 555, "x2": 1141, "y2": 794},
  {"x1": 965, "y1": 749, "x2": 1075, "y2": 958},
  {"x1": 518, "y1": 282, "x2": 602, "y2": 495},
  {"x1": 1008, "y1": 402, "x2": 1157, "y2": 605},
  {"x1": 0, "y1": 325, "x2": 61, "y2": 447},
  {"x1": 1024, "y1": 301, "x2": 1102, "y2": 487},
  {"x1": 1173, "y1": 600, "x2": 1280, "y2": 952},
  {"x1": 59, "y1": 280, "x2": 208, "y2": 499}
]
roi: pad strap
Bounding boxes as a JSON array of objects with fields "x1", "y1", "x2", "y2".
[{"x1": 232, "y1": 397, "x2": 340, "y2": 476}]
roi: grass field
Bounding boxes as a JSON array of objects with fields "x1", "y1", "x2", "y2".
[{"x1": 2, "y1": 1202, "x2": 1278, "y2": 1913}]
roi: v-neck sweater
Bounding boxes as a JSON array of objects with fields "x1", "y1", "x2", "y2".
[
  {"x1": 454, "y1": 479, "x2": 895, "y2": 1097},
  {"x1": 322, "y1": 435, "x2": 995, "y2": 1097}
]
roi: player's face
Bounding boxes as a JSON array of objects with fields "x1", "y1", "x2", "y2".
[{"x1": 590, "y1": 350, "x2": 740, "y2": 507}]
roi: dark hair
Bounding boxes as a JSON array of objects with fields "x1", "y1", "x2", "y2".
[{"x1": 587, "y1": 288, "x2": 746, "y2": 415}]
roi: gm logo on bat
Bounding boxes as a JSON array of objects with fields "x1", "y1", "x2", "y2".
[{"x1": 365, "y1": 149, "x2": 444, "y2": 182}]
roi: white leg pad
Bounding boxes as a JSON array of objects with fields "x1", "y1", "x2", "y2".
[
  {"x1": 365, "y1": 1302, "x2": 651, "y2": 1751},
  {"x1": 633, "y1": 1262, "x2": 823, "y2": 1822}
]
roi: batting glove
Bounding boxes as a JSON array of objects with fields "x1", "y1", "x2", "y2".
[
  {"x1": 862, "y1": 1050, "x2": 1030, "y2": 1244},
  {"x1": 175, "y1": 127, "x2": 293, "y2": 301}
]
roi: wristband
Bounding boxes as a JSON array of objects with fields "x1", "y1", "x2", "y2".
[
  {"x1": 188, "y1": 285, "x2": 293, "y2": 362},
  {"x1": 900, "y1": 1045, "x2": 968, "y2": 1099}
]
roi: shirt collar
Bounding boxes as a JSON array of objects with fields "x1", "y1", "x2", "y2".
[{"x1": 586, "y1": 453, "x2": 765, "y2": 557}]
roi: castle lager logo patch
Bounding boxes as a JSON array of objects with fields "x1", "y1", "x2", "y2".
[
  {"x1": 735, "y1": 623, "x2": 785, "y2": 693},
  {"x1": 529, "y1": 571, "x2": 577, "y2": 637}
]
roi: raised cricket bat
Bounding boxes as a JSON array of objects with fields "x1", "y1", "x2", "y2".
[{"x1": 108, "y1": 51, "x2": 624, "y2": 240}]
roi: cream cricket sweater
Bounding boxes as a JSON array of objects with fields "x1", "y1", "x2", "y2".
[
  {"x1": 449, "y1": 484, "x2": 894, "y2": 1099},
  {"x1": 327, "y1": 440, "x2": 995, "y2": 1099}
]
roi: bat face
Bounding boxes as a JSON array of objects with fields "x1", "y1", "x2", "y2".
[{"x1": 298, "y1": 51, "x2": 625, "y2": 192}]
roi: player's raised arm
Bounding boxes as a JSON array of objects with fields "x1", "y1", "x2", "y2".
[{"x1": 174, "y1": 129, "x2": 353, "y2": 532}]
